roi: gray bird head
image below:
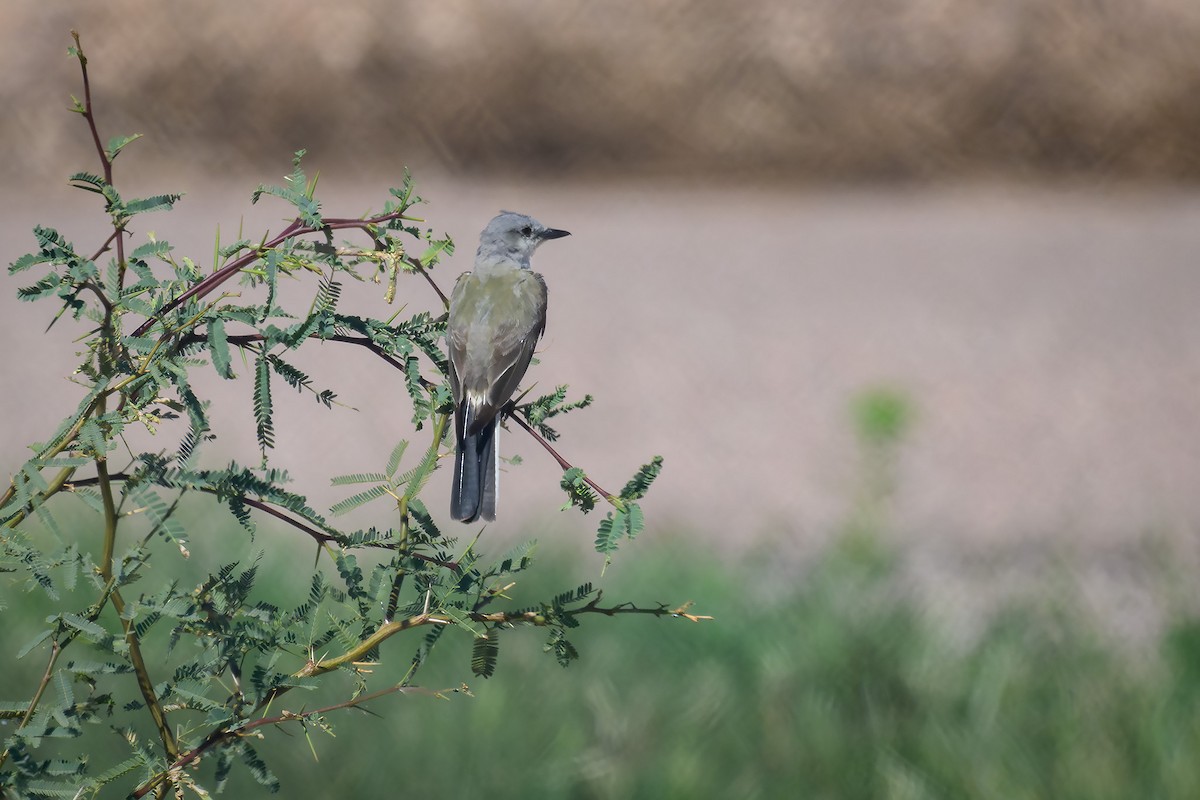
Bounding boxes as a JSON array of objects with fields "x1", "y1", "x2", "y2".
[{"x1": 476, "y1": 211, "x2": 570, "y2": 269}]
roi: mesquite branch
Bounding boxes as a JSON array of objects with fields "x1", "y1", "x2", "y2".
[
  {"x1": 2, "y1": 33, "x2": 686, "y2": 800},
  {"x1": 64, "y1": 473, "x2": 460, "y2": 570},
  {"x1": 130, "y1": 594, "x2": 707, "y2": 798},
  {"x1": 71, "y1": 31, "x2": 127, "y2": 286},
  {"x1": 131, "y1": 215, "x2": 434, "y2": 339},
  {"x1": 131, "y1": 682, "x2": 463, "y2": 799}
]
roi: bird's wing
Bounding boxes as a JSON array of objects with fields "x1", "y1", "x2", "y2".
[
  {"x1": 448, "y1": 270, "x2": 547, "y2": 432},
  {"x1": 481, "y1": 271, "x2": 547, "y2": 422},
  {"x1": 446, "y1": 273, "x2": 471, "y2": 404}
]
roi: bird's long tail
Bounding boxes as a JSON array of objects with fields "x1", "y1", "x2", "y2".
[{"x1": 451, "y1": 405, "x2": 498, "y2": 523}]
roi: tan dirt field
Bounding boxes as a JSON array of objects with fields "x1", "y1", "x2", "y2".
[{"x1": 4, "y1": 179, "x2": 1199, "y2": 558}]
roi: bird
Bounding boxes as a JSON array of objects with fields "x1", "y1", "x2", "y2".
[{"x1": 447, "y1": 211, "x2": 571, "y2": 523}]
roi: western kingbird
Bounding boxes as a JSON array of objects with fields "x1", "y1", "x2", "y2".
[{"x1": 448, "y1": 211, "x2": 570, "y2": 523}]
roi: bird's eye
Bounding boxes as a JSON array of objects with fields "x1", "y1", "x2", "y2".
[{"x1": 520, "y1": 226, "x2": 533, "y2": 237}]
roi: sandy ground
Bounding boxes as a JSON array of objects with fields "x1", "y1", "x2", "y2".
[{"x1": 3, "y1": 178, "x2": 1200, "y2": 633}]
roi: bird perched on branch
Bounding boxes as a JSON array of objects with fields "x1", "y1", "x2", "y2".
[{"x1": 447, "y1": 211, "x2": 570, "y2": 523}]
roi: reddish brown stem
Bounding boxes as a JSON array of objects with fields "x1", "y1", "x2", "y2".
[
  {"x1": 240, "y1": 497, "x2": 333, "y2": 543},
  {"x1": 405, "y1": 255, "x2": 450, "y2": 308},
  {"x1": 507, "y1": 411, "x2": 613, "y2": 500},
  {"x1": 66, "y1": 473, "x2": 457, "y2": 569},
  {"x1": 72, "y1": 31, "x2": 127, "y2": 286},
  {"x1": 131, "y1": 210, "x2": 428, "y2": 338}
]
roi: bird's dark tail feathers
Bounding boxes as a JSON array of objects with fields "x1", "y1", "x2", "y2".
[{"x1": 451, "y1": 405, "x2": 498, "y2": 523}]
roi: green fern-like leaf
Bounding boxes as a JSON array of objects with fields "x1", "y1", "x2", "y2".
[
  {"x1": 90, "y1": 753, "x2": 147, "y2": 788},
  {"x1": 16, "y1": 272, "x2": 66, "y2": 302},
  {"x1": 17, "y1": 628, "x2": 54, "y2": 659},
  {"x1": 418, "y1": 237, "x2": 454, "y2": 268},
  {"x1": 124, "y1": 485, "x2": 186, "y2": 546},
  {"x1": 334, "y1": 552, "x2": 366, "y2": 600},
  {"x1": 33, "y1": 455, "x2": 90, "y2": 469},
  {"x1": 236, "y1": 740, "x2": 281, "y2": 792},
  {"x1": 253, "y1": 351, "x2": 275, "y2": 455},
  {"x1": 315, "y1": 274, "x2": 342, "y2": 313},
  {"x1": 406, "y1": 498, "x2": 442, "y2": 543},
  {"x1": 519, "y1": 386, "x2": 593, "y2": 440},
  {"x1": 620, "y1": 456, "x2": 663, "y2": 501},
  {"x1": 625, "y1": 501, "x2": 645, "y2": 541},
  {"x1": 9, "y1": 250, "x2": 50, "y2": 275},
  {"x1": 33, "y1": 502, "x2": 64, "y2": 542},
  {"x1": 494, "y1": 539, "x2": 538, "y2": 576},
  {"x1": 228, "y1": 498, "x2": 255, "y2": 533},
  {"x1": 403, "y1": 355, "x2": 431, "y2": 427},
  {"x1": 471, "y1": 634, "x2": 499, "y2": 678},
  {"x1": 105, "y1": 132, "x2": 143, "y2": 160},
  {"x1": 66, "y1": 171, "x2": 106, "y2": 193},
  {"x1": 68, "y1": 486, "x2": 105, "y2": 515},
  {"x1": 129, "y1": 239, "x2": 172, "y2": 262},
  {"x1": 560, "y1": 467, "x2": 597, "y2": 513},
  {"x1": 207, "y1": 317, "x2": 234, "y2": 379},
  {"x1": 214, "y1": 744, "x2": 236, "y2": 792},
  {"x1": 176, "y1": 382, "x2": 212, "y2": 467},
  {"x1": 261, "y1": 248, "x2": 281, "y2": 322},
  {"x1": 252, "y1": 151, "x2": 322, "y2": 228},
  {"x1": 330, "y1": 472, "x2": 389, "y2": 487},
  {"x1": 594, "y1": 508, "x2": 628, "y2": 555},
  {"x1": 546, "y1": 628, "x2": 579, "y2": 667},
  {"x1": 268, "y1": 354, "x2": 309, "y2": 393},
  {"x1": 330, "y1": 484, "x2": 391, "y2": 516},
  {"x1": 125, "y1": 256, "x2": 160, "y2": 292},
  {"x1": 123, "y1": 193, "x2": 182, "y2": 217},
  {"x1": 60, "y1": 612, "x2": 108, "y2": 642},
  {"x1": 76, "y1": 418, "x2": 109, "y2": 459},
  {"x1": 385, "y1": 439, "x2": 409, "y2": 478},
  {"x1": 553, "y1": 583, "x2": 594, "y2": 608}
]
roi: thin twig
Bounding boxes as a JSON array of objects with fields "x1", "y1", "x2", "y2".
[
  {"x1": 2, "y1": 465, "x2": 79, "y2": 530},
  {"x1": 240, "y1": 497, "x2": 333, "y2": 542},
  {"x1": 0, "y1": 575, "x2": 127, "y2": 772},
  {"x1": 131, "y1": 219, "x2": 298, "y2": 338},
  {"x1": 131, "y1": 682, "x2": 458, "y2": 799},
  {"x1": 298, "y1": 596, "x2": 710, "y2": 681},
  {"x1": 0, "y1": 641, "x2": 62, "y2": 771},
  {"x1": 65, "y1": 473, "x2": 459, "y2": 570},
  {"x1": 210, "y1": 332, "x2": 411, "y2": 373},
  {"x1": 507, "y1": 410, "x2": 613, "y2": 500},
  {"x1": 404, "y1": 255, "x2": 450, "y2": 308},
  {"x1": 88, "y1": 227, "x2": 123, "y2": 262},
  {"x1": 71, "y1": 31, "x2": 127, "y2": 288},
  {"x1": 131, "y1": 208, "x2": 426, "y2": 338}
]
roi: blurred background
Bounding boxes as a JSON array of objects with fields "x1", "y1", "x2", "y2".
[{"x1": 3, "y1": 1, "x2": 1200, "y2": 797}]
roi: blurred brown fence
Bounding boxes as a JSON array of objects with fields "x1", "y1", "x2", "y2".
[{"x1": 4, "y1": 0, "x2": 1200, "y2": 184}]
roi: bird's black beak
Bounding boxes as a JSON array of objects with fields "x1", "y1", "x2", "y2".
[{"x1": 541, "y1": 228, "x2": 571, "y2": 240}]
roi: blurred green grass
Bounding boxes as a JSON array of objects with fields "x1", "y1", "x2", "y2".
[
  {"x1": 5, "y1": 387, "x2": 1198, "y2": 797},
  {"x1": 6, "y1": 518, "x2": 1200, "y2": 799}
]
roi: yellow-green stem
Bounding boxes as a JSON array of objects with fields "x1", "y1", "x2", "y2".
[
  {"x1": 0, "y1": 380, "x2": 112, "y2": 519},
  {"x1": 1, "y1": 466, "x2": 78, "y2": 531},
  {"x1": 296, "y1": 612, "x2": 447, "y2": 678},
  {"x1": 95, "y1": 396, "x2": 179, "y2": 761}
]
